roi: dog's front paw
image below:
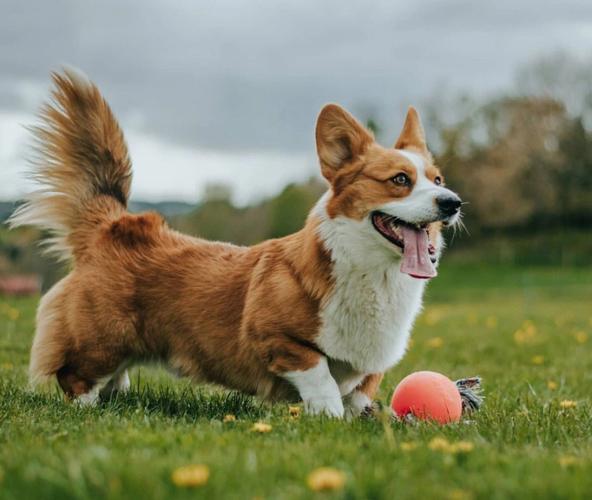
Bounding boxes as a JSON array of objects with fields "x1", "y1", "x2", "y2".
[
  {"x1": 344, "y1": 390, "x2": 374, "y2": 420},
  {"x1": 304, "y1": 397, "x2": 345, "y2": 418}
]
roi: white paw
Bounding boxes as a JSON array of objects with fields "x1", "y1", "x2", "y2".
[
  {"x1": 344, "y1": 391, "x2": 372, "y2": 420},
  {"x1": 74, "y1": 386, "x2": 101, "y2": 407},
  {"x1": 99, "y1": 370, "x2": 131, "y2": 399},
  {"x1": 114, "y1": 370, "x2": 131, "y2": 392},
  {"x1": 304, "y1": 397, "x2": 345, "y2": 418},
  {"x1": 282, "y1": 358, "x2": 345, "y2": 419}
]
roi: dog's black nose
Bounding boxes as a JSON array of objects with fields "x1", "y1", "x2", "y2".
[{"x1": 436, "y1": 195, "x2": 462, "y2": 217}]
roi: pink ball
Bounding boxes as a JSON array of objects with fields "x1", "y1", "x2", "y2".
[{"x1": 391, "y1": 371, "x2": 462, "y2": 424}]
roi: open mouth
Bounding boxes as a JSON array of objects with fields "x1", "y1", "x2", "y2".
[{"x1": 371, "y1": 211, "x2": 437, "y2": 279}]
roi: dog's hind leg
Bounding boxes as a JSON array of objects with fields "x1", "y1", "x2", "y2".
[
  {"x1": 30, "y1": 277, "x2": 131, "y2": 405},
  {"x1": 57, "y1": 360, "x2": 131, "y2": 406},
  {"x1": 29, "y1": 279, "x2": 71, "y2": 387}
]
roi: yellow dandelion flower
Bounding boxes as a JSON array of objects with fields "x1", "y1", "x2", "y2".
[
  {"x1": 171, "y1": 464, "x2": 210, "y2": 487},
  {"x1": 514, "y1": 320, "x2": 537, "y2": 343},
  {"x1": 547, "y1": 380, "x2": 558, "y2": 391},
  {"x1": 531, "y1": 355, "x2": 544, "y2": 365},
  {"x1": 400, "y1": 441, "x2": 418, "y2": 452},
  {"x1": 574, "y1": 331, "x2": 588, "y2": 344},
  {"x1": 424, "y1": 310, "x2": 442, "y2": 326},
  {"x1": 558, "y1": 455, "x2": 580, "y2": 468},
  {"x1": 429, "y1": 438, "x2": 473, "y2": 454},
  {"x1": 448, "y1": 441, "x2": 475, "y2": 453},
  {"x1": 449, "y1": 441, "x2": 474, "y2": 454},
  {"x1": 428, "y1": 437, "x2": 451, "y2": 452},
  {"x1": 251, "y1": 422, "x2": 272, "y2": 433},
  {"x1": 559, "y1": 400, "x2": 577, "y2": 409},
  {"x1": 223, "y1": 414, "x2": 236, "y2": 423},
  {"x1": 7, "y1": 307, "x2": 19, "y2": 321},
  {"x1": 288, "y1": 405, "x2": 301, "y2": 417},
  {"x1": 448, "y1": 489, "x2": 473, "y2": 500},
  {"x1": 307, "y1": 467, "x2": 346, "y2": 492},
  {"x1": 466, "y1": 313, "x2": 478, "y2": 326},
  {"x1": 426, "y1": 337, "x2": 444, "y2": 348},
  {"x1": 485, "y1": 316, "x2": 497, "y2": 329}
]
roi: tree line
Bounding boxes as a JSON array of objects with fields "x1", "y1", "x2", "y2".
[{"x1": 2, "y1": 52, "x2": 591, "y2": 284}]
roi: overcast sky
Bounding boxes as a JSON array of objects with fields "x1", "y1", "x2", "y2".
[{"x1": 2, "y1": 0, "x2": 592, "y2": 203}]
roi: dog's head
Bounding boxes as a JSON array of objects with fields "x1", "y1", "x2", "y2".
[{"x1": 315, "y1": 104, "x2": 461, "y2": 279}]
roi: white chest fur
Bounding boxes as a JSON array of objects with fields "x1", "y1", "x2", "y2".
[
  {"x1": 313, "y1": 193, "x2": 427, "y2": 374},
  {"x1": 318, "y1": 261, "x2": 425, "y2": 373}
]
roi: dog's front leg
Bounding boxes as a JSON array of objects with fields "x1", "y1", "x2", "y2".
[
  {"x1": 282, "y1": 357, "x2": 344, "y2": 418},
  {"x1": 344, "y1": 373, "x2": 384, "y2": 418}
]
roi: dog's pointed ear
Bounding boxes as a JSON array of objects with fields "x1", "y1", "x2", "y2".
[
  {"x1": 394, "y1": 106, "x2": 428, "y2": 153},
  {"x1": 316, "y1": 104, "x2": 373, "y2": 182}
]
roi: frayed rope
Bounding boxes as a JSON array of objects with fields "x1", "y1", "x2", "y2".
[{"x1": 455, "y1": 376, "x2": 483, "y2": 413}]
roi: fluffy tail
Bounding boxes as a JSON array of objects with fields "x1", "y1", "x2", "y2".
[{"x1": 9, "y1": 68, "x2": 132, "y2": 261}]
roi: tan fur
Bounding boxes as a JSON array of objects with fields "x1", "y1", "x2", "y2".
[
  {"x1": 9, "y1": 69, "x2": 131, "y2": 261},
  {"x1": 356, "y1": 373, "x2": 384, "y2": 399},
  {"x1": 394, "y1": 106, "x2": 429, "y2": 155},
  {"x1": 15, "y1": 72, "x2": 445, "y2": 409}
]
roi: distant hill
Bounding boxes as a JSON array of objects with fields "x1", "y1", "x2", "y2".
[
  {"x1": 129, "y1": 200, "x2": 196, "y2": 217},
  {"x1": 0, "y1": 200, "x2": 196, "y2": 224},
  {"x1": 0, "y1": 201, "x2": 17, "y2": 223}
]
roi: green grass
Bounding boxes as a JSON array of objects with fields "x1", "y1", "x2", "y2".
[{"x1": 1, "y1": 264, "x2": 591, "y2": 499}]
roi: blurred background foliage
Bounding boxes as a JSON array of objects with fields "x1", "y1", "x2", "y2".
[{"x1": 1, "y1": 53, "x2": 591, "y2": 289}]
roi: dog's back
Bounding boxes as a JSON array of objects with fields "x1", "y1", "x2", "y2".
[{"x1": 9, "y1": 71, "x2": 299, "y2": 396}]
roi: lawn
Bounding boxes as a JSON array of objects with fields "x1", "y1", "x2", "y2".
[{"x1": 0, "y1": 264, "x2": 591, "y2": 499}]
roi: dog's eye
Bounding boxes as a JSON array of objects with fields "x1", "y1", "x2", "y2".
[
  {"x1": 393, "y1": 173, "x2": 410, "y2": 186},
  {"x1": 434, "y1": 176, "x2": 442, "y2": 186}
]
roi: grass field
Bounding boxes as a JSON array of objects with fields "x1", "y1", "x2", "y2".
[{"x1": 1, "y1": 264, "x2": 591, "y2": 499}]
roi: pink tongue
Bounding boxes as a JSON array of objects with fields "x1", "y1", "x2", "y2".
[{"x1": 400, "y1": 226, "x2": 437, "y2": 279}]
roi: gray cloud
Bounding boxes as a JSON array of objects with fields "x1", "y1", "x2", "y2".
[{"x1": 1, "y1": 0, "x2": 592, "y2": 200}]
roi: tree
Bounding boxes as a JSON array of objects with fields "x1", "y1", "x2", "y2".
[{"x1": 268, "y1": 179, "x2": 324, "y2": 238}]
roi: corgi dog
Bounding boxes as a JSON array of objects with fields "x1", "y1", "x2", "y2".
[{"x1": 10, "y1": 70, "x2": 461, "y2": 418}]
